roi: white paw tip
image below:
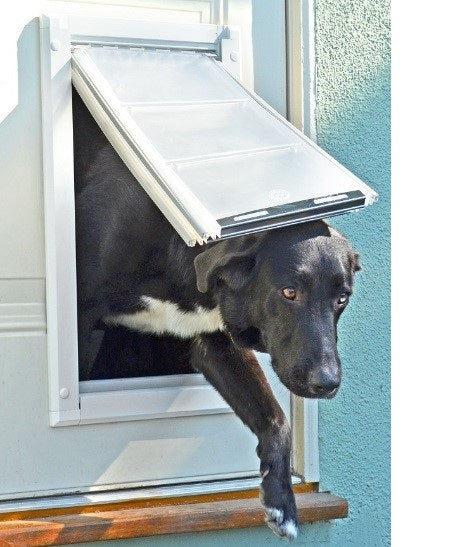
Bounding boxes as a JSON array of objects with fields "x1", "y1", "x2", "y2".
[
  {"x1": 280, "y1": 519, "x2": 298, "y2": 541},
  {"x1": 264, "y1": 508, "x2": 298, "y2": 542}
]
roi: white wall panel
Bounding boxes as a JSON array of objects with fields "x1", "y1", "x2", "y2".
[
  {"x1": 0, "y1": 1, "x2": 298, "y2": 500},
  {"x1": 0, "y1": 332, "x2": 265, "y2": 499}
]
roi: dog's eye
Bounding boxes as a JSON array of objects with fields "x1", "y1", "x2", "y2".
[
  {"x1": 338, "y1": 292, "x2": 349, "y2": 305},
  {"x1": 282, "y1": 287, "x2": 297, "y2": 300}
]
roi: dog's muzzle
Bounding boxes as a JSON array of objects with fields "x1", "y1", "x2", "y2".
[{"x1": 275, "y1": 361, "x2": 341, "y2": 399}]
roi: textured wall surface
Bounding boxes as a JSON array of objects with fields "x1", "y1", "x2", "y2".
[
  {"x1": 313, "y1": 0, "x2": 391, "y2": 545},
  {"x1": 53, "y1": 0, "x2": 391, "y2": 545}
]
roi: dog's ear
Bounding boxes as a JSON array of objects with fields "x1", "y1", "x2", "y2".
[
  {"x1": 194, "y1": 235, "x2": 263, "y2": 293},
  {"x1": 350, "y1": 252, "x2": 362, "y2": 272}
]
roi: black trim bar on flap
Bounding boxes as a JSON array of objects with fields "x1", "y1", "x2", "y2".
[{"x1": 218, "y1": 190, "x2": 366, "y2": 239}]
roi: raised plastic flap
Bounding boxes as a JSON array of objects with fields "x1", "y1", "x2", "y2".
[{"x1": 72, "y1": 45, "x2": 377, "y2": 245}]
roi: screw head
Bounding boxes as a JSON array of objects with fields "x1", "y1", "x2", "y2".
[
  {"x1": 230, "y1": 51, "x2": 239, "y2": 62},
  {"x1": 59, "y1": 387, "x2": 69, "y2": 399},
  {"x1": 51, "y1": 40, "x2": 61, "y2": 51}
]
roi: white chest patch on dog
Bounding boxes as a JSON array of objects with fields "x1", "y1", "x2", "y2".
[{"x1": 104, "y1": 296, "x2": 224, "y2": 339}]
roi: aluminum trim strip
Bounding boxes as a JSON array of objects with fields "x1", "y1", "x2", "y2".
[{"x1": 0, "y1": 476, "x2": 302, "y2": 514}]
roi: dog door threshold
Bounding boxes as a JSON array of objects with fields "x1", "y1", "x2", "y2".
[{"x1": 0, "y1": 487, "x2": 347, "y2": 545}]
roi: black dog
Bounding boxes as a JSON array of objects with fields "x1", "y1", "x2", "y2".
[{"x1": 73, "y1": 88, "x2": 361, "y2": 540}]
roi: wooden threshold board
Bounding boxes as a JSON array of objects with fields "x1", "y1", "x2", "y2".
[{"x1": 0, "y1": 485, "x2": 348, "y2": 546}]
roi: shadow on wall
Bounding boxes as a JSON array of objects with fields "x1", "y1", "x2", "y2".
[
  {"x1": 0, "y1": 19, "x2": 45, "y2": 280},
  {"x1": 0, "y1": 18, "x2": 39, "y2": 153},
  {"x1": 251, "y1": 0, "x2": 287, "y2": 116},
  {"x1": 63, "y1": 519, "x2": 333, "y2": 547}
]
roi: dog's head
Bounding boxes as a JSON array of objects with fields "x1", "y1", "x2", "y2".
[{"x1": 194, "y1": 221, "x2": 361, "y2": 398}]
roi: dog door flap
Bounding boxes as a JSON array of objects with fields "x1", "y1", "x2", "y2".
[{"x1": 72, "y1": 45, "x2": 377, "y2": 245}]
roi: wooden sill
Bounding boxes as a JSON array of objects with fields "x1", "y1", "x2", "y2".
[{"x1": 0, "y1": 485, "x2": 347, "y2": 546}]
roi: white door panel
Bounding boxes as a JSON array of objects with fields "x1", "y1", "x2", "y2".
[{"x1": 0, "y1": 2, "x2": 311, "y2": 500}]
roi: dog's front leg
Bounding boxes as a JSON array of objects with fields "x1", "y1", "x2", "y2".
[{"x1": 191, "y1": 332, "x2": 298, "y2": 541}]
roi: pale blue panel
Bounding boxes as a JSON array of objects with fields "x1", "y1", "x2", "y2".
[{"x1": 251, "y1": 0, "x2": 286, "y2": 115}]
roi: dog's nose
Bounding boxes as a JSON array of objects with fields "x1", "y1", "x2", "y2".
[{"x1": 309, "y1": 369, "x2": 340, "y2": 398}]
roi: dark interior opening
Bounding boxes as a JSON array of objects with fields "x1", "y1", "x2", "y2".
[
  {"x1": 72, "y1": 87, "x2": 195, "y2": 380},
  {"x1": 88, "y1": 326, "x2": 195, "y2": 379}
]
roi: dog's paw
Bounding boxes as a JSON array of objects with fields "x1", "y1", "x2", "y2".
[
  {"x1": 264, "y1": 506, "x2": 298, "y2": 541},
  {"x1": 260, "y1": 480, "x2": 298, "y2": 542},
  {"x1": 258, "y1": 436, "x2": 298, "y2": 540}
]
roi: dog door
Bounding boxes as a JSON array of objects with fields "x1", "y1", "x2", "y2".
[{"x1": 72, "y1": 44, "x2": 377, "y2": 246}]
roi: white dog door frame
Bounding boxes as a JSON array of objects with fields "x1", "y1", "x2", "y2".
[
  {"x1": 40, "y1": 15, "x2": 243, "y2": 427},
  {"x1": 40, "y1": 13, "x2": 319, "y2": 487}
]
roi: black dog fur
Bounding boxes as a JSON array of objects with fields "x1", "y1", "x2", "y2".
[{"x1": 73, "y1": 87, "x2": 361, "y2": 540}]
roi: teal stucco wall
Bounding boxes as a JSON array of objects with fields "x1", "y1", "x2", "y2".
[
  {"x1": 311, "y1": 0, "x2": 391, "y2": 545},
  {"x1": 59, "y1": 0, "x2": 391, "y2": 545}
]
